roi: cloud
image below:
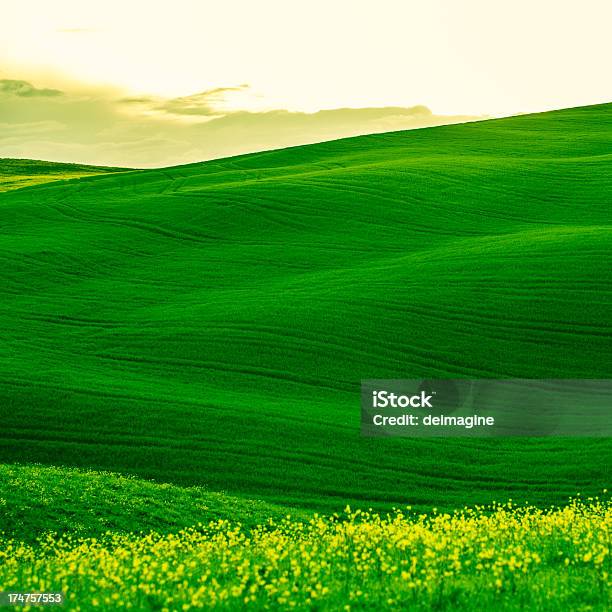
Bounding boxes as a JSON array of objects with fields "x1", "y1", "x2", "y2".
[
  {"x1": 0, "y1": 79, "x2": 63, "y2": 98},
  {"x1": 122, "y1": 84, "x2": 252, "y2": 118},
  {"x1": 0, "y1": 120, "x2": 65, "y2": 139},
  {"x1": 0, "y1": 79, "x2": 483, "y2": 168}
]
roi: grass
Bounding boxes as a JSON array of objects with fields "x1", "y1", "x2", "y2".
[
  {"x1": 0, "y1": 104, "x2": 610, "y2": 515},
  {"x1": 1, "y1": 497, "x2": 608, "y2": 610},
  {"x1": 0, "y1": 464, "x2": 304, "y2": 543},
  {"x1": 0, "y1": 158, "x2": 131, "y2": 193}
]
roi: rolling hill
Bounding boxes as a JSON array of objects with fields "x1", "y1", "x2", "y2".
[
  {"x1": 0, "y1": 103, "x2": 610, "y2": 516},
  {"x1": 0, "y1": 158, "x2": 131, "y2": 193},
  {"x1": 0, "y1": 463, "x2": 303, "y2": 542}
]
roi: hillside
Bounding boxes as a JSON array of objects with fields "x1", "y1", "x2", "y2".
[
  {"x1": 0, "y1": 104, "x2": 610, "y2": 514},
  {"x1": 0, "y1": 158, "x2": 131, "y2": 193},
  {"x1": 0, "y1": 463, "x2": 301, "y2": 542}
]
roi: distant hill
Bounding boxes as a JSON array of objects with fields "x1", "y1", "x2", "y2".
[
  {"x1": 0, "y1": 158, "x2": 132, "y2": 192},
  {"x1": 0, "y1": 104, "x2": 610, "y2": 516}
]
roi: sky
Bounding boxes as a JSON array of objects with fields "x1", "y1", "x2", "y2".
[{"x1": 1, "y1": 0, "x2": 610, "y2": 167}]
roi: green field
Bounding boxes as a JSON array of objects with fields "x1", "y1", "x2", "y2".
[
  {"x1": 1, "y1": 103, "x2": 611, "y2": 521},
  {"x1": 0, "y1": 464, "x2": 305, "y2": 543},
  {"x1": 0, "y1": 159, "x2": 130, "y2": 193}
]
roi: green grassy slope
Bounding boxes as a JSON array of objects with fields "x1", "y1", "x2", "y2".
[
  {"x1": 0, "y1": 158, "x2": 131, "y2": 193},
  {"x1": 0, "y1": 104, "x2": 610, "y2": 514},
  {"x1": 0, "y1": 463, "x2": 302, "y2": 543}
]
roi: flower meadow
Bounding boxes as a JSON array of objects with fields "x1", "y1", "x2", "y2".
[{"x1": 0, "y1": 498, "x2": 609, "y2": 611}]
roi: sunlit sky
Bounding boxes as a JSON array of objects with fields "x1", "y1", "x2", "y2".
[{"x1": 1, "y1": 0, "x2": 610, "y2": 167}]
